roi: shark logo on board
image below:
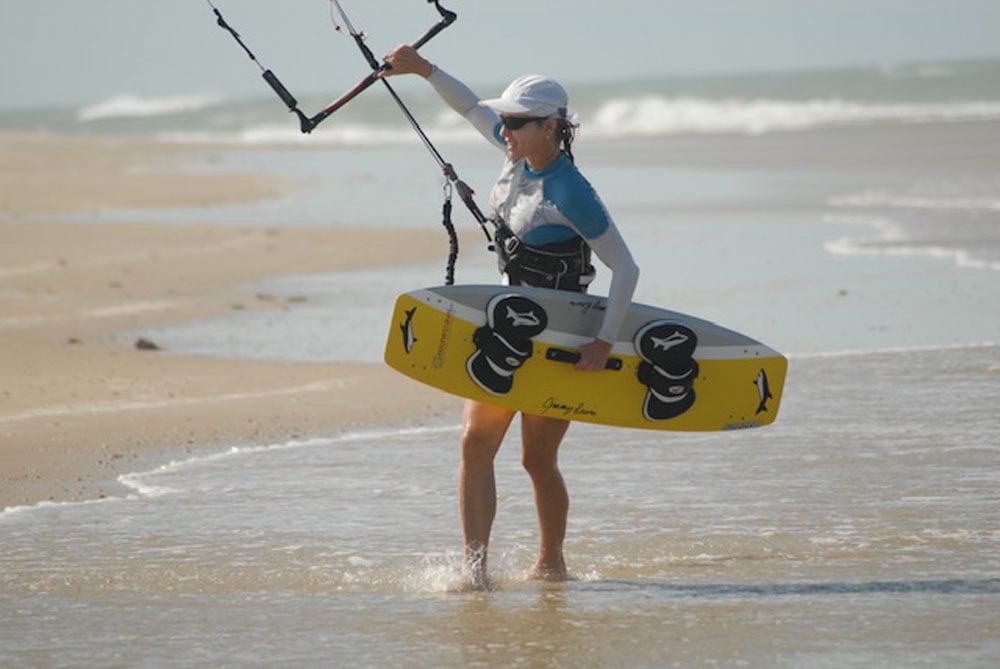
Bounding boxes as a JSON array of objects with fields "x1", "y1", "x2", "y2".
[
  {"x1": 649, "y1": 331, "x2": 691, "y2": 352},
  {"x1": 754, "y1": 369, "x2": 773, "y2": 414},
  {"x1": 399, "y1": 307, "x2": 418, "y2": 354},
  {"x1": 505, "y1": 305, "x2": 542, "y2": 328}
]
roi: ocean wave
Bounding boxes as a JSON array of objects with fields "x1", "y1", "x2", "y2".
[
  {"x1": 878, "y1": 63, "x2": 959, "y2": 80},
  {"x1": 158, "y1": 119, "x2": 480, "y2": 147},
  {"x1": 154, "y1": 96, "x2": 1000, "y2": 146},
  {"x1": 823, "y1": 215, "x2": 1000, "y2": 271},
  {"x1": 829, "y1": 189, "x2": 1000, "y2": 212},
  {"x1": 789, "y1": 341, "x2": 1000, "y2": 360},
  {"x1": 586, "y1": 96, "x2": 1000, "y2": 137},
  {"x1": 77, "y1": 93, "x2": 223, "y2": 122},
  {"x1": 69, "y1": 91, "x2": 1000, "y2": 143}
]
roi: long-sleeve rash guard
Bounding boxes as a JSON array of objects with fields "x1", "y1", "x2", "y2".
[{"x1": 427, "y1": 66, "x2": 640, "y2": 345}]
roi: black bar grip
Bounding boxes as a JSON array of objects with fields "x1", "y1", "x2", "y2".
[
  {"x1": 263, "y1": 70, "x2": 298, "y2": 109},
  {"x1": 412, "y1": 13, "x2": 455, "y2": 50},
  {"x1": 546, "y1": 347, "x2": 623, "y2": 371}
]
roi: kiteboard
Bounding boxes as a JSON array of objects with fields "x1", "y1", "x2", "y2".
[{"x1": 384, "y1": 285, "x2": 787, "y2": 431}]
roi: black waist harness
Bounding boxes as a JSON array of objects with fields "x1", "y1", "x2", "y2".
[{"x1": 493, "y1": 221, "x2": 596, "y2": 293}]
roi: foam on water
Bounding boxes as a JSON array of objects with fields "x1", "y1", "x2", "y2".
[
  {"x1": 831, "y1": 189, "x2": 1000, "y2": 212},
  {"x1": 823, "y1": 214, "x2": 1000, "y2": 271},
  {"x1": 149, "y1": 96, "x2": 1000, "y2": 146},
  {"x1": 76, "y1": 93, "x2": 223, "y2": 122},
  {"x1": 587, "y1": 96, "x2": 1000, "y2": 137}
]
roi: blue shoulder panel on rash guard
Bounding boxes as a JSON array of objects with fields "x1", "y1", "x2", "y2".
[{"x1": 541, "y1": 158, "x2": 612, "y2": 240}]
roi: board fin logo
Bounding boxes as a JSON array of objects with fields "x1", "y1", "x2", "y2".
[
  {"x1": 634, "y1": 320, "x2": 699, "y2": 421},
  {"x1": 399, "y1": 307, "x2": 418, "y2": 354},
  {"x1": 467, "y1": 293, "x2": 548, "y2": 396},
  {"x1": 754, "y1": 369, "x2": 773, "y2": 414}
]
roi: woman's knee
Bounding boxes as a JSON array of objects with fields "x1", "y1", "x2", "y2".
[
  {"x1": 460, "y1": 401, "x2": 513, "y2": 467},
  {"x1": 460, "y1": 426, "x2": 502, "y2": 467},
  {"x1": 521, "y1": 447, "x2": 557, "y2": 477},
  {"x1": 520, "y1": 416, "x2": 569, "y2": 476}
]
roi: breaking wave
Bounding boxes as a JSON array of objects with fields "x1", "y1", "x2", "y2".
[
  {"x1": 829, "y1": 190, "x2": 1000, "y2": 212},
  {"x1": 585, "y1": 97, "x2": 1000, "y2": 137},
  {"x1": 77, "y1": 94, "x2": 223, "y2": 122},
  {"x1": 823, "y1": 215, "x2": 1000, "y2": 272},
  {"x1": 149, "y1": 96, "x2": 1000, "y2": 146}
]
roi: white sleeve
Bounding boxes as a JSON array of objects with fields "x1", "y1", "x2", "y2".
[
  {"x1": 426, "y1": 66, "x2": 505, "y2": 150},
  {"x1": 587, "y1": 226, "x2": 640, "y2": 344}
]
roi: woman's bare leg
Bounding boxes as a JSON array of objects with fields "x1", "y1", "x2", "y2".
[
  {"x1": 521, "y1": 413, "x2": 571, "y2": 580},
  {"x1": 457, "y1": 400, "x2": 515, "y2": 589}
]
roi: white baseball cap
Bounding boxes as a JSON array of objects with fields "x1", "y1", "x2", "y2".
[{"x1": 478, "y1": 74, "x2": 575, "y2": 120}]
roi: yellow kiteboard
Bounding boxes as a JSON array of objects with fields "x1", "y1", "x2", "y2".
[{"x1": 384, "y1": 285, "x2": 787, "y2": 431}]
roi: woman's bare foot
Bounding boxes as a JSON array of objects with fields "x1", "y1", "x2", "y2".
[
  {"x1": 525, "y1": 562, "x2": 569, "y2": 582},
  {"x1": 447, "y1": 568, "x2": 494, "y2": 593},
  {"x1": 448, "y1": 548, "x2": 495, "y2": 592}
]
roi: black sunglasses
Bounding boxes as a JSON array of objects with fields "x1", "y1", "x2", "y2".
[{"x1": 500, "y1": 116, "x2": 545, "y2": 131}]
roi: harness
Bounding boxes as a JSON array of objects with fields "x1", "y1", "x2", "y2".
[{"x1": 493, "y1": 220, "x2": 595, "y2": 293}]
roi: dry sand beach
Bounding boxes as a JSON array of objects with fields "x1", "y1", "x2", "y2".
[{"x1": 0, "y1": 133, "x2": 460, "y2": 510}]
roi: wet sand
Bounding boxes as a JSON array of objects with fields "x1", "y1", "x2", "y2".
[{"x1": 0, "y1": 133, "x2": 460, "y2": 510}]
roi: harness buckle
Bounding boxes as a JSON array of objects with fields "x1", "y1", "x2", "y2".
[{"x1": 503, "y1": 235, "x2": 520, "y2": 255}]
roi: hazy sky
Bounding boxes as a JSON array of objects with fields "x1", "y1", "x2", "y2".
[{"x1": 2, "y1": 0, "x2": 999, "y2": 108}]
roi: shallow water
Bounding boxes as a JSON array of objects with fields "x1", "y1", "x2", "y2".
[{"x1": 3, "y1": 345, "x2": 998, "y2": 666}]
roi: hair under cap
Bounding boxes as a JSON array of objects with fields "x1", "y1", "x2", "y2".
[{"x1": 478, "y1": 74, "x2": 574, "y2": 120}]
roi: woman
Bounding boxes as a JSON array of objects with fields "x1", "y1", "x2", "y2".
[{"x1": 382, "y1": 46, "x2": 640, "y2": 589}]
